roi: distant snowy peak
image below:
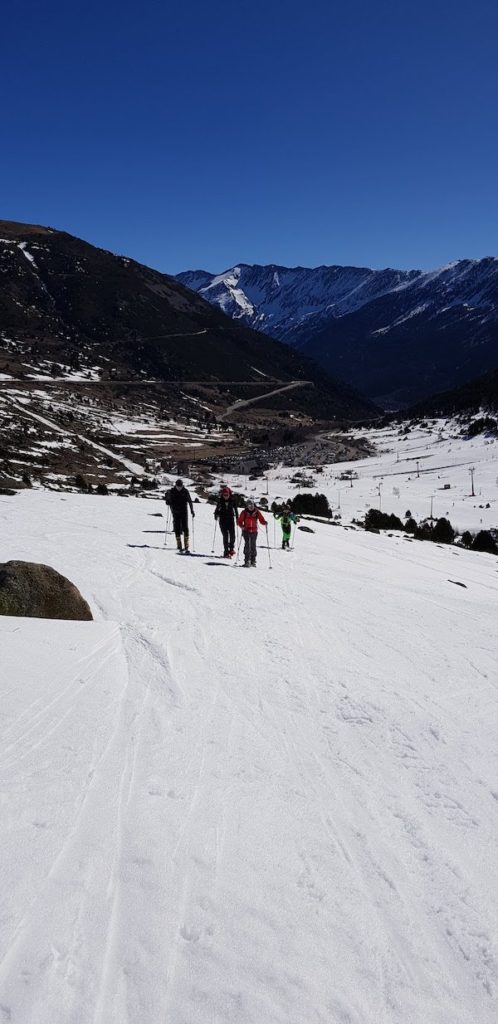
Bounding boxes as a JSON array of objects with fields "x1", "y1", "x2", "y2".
[
  {"x1": 177, "y1": 258, "x2": 498, "y2": 340},
  {"x1": 177, "y1": 267, "x2": 253, "y2": 321},
  {"x1": 176, "y1": 269, "x2": 214, "y2": 292},
  {"x1": 177, "y1": 257, "x2": 498, "y2": 406},
  {"x1": 177, "y1": 262, "x2": 422, "y2": 336}
]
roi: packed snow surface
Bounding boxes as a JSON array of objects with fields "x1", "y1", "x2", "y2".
[{"x1": 1, "y1": 490, "x2": 498, "y2": 1024}]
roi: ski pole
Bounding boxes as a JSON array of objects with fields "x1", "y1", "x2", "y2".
[
  {"x1": 211, "y1": 520, "x2": 217, "y2": 553},
  {"x1": 234, "y1": 531, "x2": 243, "y2": 567},
  {"x1": 290, "y1": 522, "x2": 297, "y2": 549},
  {"x1": 265, "y1": 525, "x2": 272, "y2": 569},
  {"x1": 164, "y1": 507, "x2": 171, "y2": 546},
  {"x1": 191, "y1": 514, "x2": 195, "y2": 552}
]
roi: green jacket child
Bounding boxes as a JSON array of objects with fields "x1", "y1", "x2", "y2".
[{"x1": 273, "y1": 506, "x2": 299, "y2": 549}]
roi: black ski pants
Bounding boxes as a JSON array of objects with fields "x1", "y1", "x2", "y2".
[
  {"x1": 173, "y1": 510, "x2": 189, "y2": 542},
  {"x1": 219, "y1": 518, "x2": 235, "y2": 554}
]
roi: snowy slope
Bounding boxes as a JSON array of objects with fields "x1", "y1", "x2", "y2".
[
  {"x1": 251, "y1": 417, "x2": 498, "y2": 535},
  {"x1": 1, "y1": 490, "x2": 498, "y2": 1023}
]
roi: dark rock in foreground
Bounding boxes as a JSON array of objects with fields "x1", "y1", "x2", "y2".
[{"x1": 0, "y1": 560, "x2": 93, "y2": 620}]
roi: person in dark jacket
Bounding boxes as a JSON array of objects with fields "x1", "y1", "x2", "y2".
[
  {"x1": 237, "y1": 499, "x2": 267, "y2": 567},
  {"x1": 214, "y1": 485, "x2": 238, "y2": 557},
  {"x1": 165, "y1": 479, "x2": 195, "y2": 552}
]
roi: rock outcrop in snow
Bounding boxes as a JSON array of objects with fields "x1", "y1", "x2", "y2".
[{"x1": 0, "y1": 560, "x2": 93, "y2": 620}]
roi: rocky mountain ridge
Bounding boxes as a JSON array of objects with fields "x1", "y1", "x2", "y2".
[
  {"x1": 0, "y1": 221, "x2": 377, "y2": 491},
  {"x1": 177, "y1": 259, "x2": 498, "y2": 406},
  {"x1": 0, "y1": 220, "x2": 376, "y2": 421}
]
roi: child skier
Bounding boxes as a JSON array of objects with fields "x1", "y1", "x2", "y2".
[
  {"x1": 214, "y1": 485, "x2": 238, "y2": 557},
  {"x1": 273, "y1": 505, "x2": 299, "y2": 549},
  {"x1": 237, "y1": 499, "x2": 267, "y2": 567}
]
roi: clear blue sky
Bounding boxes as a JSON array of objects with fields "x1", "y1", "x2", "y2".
[{"x1": 2, "y1": 0, "x2": 497, "y2": 274}]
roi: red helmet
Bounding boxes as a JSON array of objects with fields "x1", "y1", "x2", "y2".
[{"x1": 221, "y1": 486, "x2": 231, "y2": 497}]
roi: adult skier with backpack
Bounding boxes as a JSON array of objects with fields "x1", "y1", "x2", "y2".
[
  {"x1": 165, "y1": 479, "x2": 195, "y2": 553},
  {"x1": 214, "y1": 485, "x2": 238, "y2": 557},
  {"x1": 274, "y1": 505, "x2": 299, "y2": 549},
  {"x1": 237, "y1": 499, "x2": 267, "y2": 567}
]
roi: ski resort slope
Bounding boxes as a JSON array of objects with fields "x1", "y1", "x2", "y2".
[
  {"x1": 1, "y1": 490, "x2": 498, "y2": 1024},
  {"x1": 260, "y1": 419, "x2": 498, "y2": 535}
]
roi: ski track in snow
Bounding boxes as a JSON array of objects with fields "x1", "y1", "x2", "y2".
[{"x1": 0, "y1": 491, "x2": 497, "y2": 1023}]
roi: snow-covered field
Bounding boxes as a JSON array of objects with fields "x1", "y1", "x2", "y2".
[
  {"x1": 230, "y1": 419, "x2": 498, "y2": 537},
  {"x1": 1, "y1": 488, "x2": 498, "y2": 1024}
]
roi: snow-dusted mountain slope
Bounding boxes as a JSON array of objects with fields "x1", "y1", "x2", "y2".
[
  {"x1": 1, "y1": 488, "x2": 497, "y2": 1023},
  {"x1": 178, "y1": 263, "x2": 419, "y2": 335},
  {"x1": 178, "y1": 260, "x2": 498, "y2": 406},
  {"x1": 0, "y1": 220, "x2": 377, "y2": 422}
]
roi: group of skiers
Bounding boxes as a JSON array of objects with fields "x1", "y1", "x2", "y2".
[{"x1": 164, "y1": 480, "x2": 299, "y2": 565}]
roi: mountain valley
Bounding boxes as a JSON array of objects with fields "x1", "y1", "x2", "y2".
[{"x1": 178, "y1": 259, "x2": 498, "y2": 406}]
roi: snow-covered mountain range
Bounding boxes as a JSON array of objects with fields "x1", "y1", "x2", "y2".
[
  {"x1": 177, "y1": 260, "x2": 498, "y2": 407},
  {"x1": 177, "y1": 264, "x2": 418, "y2": 334}
]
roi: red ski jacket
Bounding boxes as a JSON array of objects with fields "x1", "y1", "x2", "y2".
[{"x1": 237, "y1": 508, "x2": 267, "y2": 533}]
